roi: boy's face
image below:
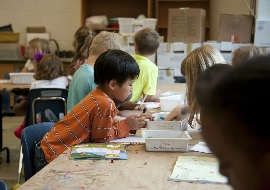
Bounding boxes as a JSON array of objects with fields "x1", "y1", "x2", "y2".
[
  {"x1": 113, "y1": 78, "x2": 135, "y2": 101},
  {"x1": 200, "y1": 108, "x2": 268, "y2": 190}
]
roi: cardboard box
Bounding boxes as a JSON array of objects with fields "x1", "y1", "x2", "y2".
[
  {"x1": 167, "y1": 8, "x2": 206, "y2": 43},
  {"x1": 158, "y1": 68, "x2": 175, "y2": 83},
  {"x1": 254, "y1": 20, "x2": 270, "y2": 47},
  {"x1": 218, "y1": 14, "x2": 253, "y2": 43}
]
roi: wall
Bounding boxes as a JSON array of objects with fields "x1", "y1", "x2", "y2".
[
  {"x1": 0, "y1": 0, "x2": 253, "y2": 51},
  {"x1": 0, "y1": 0, "x2": 80, "y2": 51}
]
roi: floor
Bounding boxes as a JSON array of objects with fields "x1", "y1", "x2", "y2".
[{"x1": 0, "y1": 116, "x2": 25, "y2": 190}]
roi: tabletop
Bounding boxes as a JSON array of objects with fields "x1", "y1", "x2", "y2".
[
  {"x1": 0, "y1": 80, "x2": 30, "y2": 93},
  {"x1": 17, "y1": 127, "x2": 232, "y2": 190}
]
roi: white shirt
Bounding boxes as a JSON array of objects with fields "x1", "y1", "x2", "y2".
[
  {"x1": 24, "y1": 59, "x2": 35, "y2": 71},
  {"x1": 30, "y1": 76, "x2": 68, "y2": 90}
]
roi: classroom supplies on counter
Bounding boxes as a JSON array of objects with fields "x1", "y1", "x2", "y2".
[{"x1": 70, "y1": 143, "x2": 127, "y2": 160}]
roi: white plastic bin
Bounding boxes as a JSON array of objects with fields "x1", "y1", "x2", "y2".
[
  {"x1": 142, "y1": 130, "x2": 192, "y2": 152},
  {"x1": 147, "y1": 114, "x2": 189, "y2": 131},
  {"x1": 159, "y1": 94, "x2": 186, "y2": 111},
  {"x1": 9, "y1": 72, "x2": 35, "y2": 84},
  {"x1": 119, "y1": 18, "x2": 157, "y2": 35}
]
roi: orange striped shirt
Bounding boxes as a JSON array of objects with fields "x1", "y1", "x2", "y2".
[{"x1": 40, "y1": 87, "x2": 130, "y2": 163}]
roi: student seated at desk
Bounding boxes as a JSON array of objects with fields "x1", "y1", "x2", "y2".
[
  {"x1": 165, "y1": 45, "x2": 227, "y2": 128},
  {"x1": 231, "y1": 45, "x2": 263, "y2": 66},
  {"x1": 130, "y1": 28, "x2": 161, "y2": 103},
  {"x1": 35, "y1": 50, "x2": 150, "y2": 171},
  {"x1": 196, "y1": 56, "x2": 270, "y2": 190},
  {"x1": 13, "y1": 54, "x2": 69, "y2": 139}
]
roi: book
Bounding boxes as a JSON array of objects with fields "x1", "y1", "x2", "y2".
[
  {"x1": 70, "y1": 143, "x2": 128, "y2": 160},
  {"x1": 169, "y1": 156, "x2": 227, "y2": 184}
]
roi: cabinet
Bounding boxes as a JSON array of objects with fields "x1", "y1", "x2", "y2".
[
  {"x1": 80, "y1": 0, "x2": 153, "y2": 32},
  {"x1": 155, "y1": 0, "x2": 211, "y2": 42}
]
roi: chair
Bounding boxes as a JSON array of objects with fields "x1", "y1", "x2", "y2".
[
  {"x1": 0, "y1": 179, "x2": 8, "y2": 190},
  {"x1": 19, "y1": 88, "x2": 68, "y2": 182},
  {"x1": 24, "y1": 88, "x2": 69, "y2": 127},
  {"x1": 21, "y1": 122, "x2": 54, "y2": 181}
]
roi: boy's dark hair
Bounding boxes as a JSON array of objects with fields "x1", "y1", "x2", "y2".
[
  {"x1": 199, "y1": 56, "x2": 270, "y2": 151},
  {"x1": 134, "y1": 28, "x2": 160, "y2": 56},
  {"x1": 94, "y1": 49, "x2": 140, "y2": 86},
  {"x1": 196, "y1": 63, "x2": 232, "y2": 107},
  {"x1": 34, "y1": 54, "x2": 64, "y2": 80}
]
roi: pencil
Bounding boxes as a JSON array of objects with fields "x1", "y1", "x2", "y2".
[{"x1": 139, "y1": 87, "x2": 151, "y2": 108}]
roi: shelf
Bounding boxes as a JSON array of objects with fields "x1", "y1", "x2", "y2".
[
  {"x1": 93, "y1": 27, "x2": 119, "y2": 31},
  {"x1": 81, "y1": 0, "x2": 153, "y2": 27}
]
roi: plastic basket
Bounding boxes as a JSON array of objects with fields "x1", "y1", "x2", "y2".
[
  {"x1": 9, "y1": 73, "x2": 35, "y2": 84},
  {"x1": 119, "y1": 18, "x2": 157, "y2": 35},
  {"x1": 142, "y1": 130, "x2": 192, "y2": 152},
  {"x1": 159, "y1": 94, "x2": 186, "y2": 111}
]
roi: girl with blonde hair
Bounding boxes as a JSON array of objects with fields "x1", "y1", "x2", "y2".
[
  {"x1": 165, "y1": 44, "x2": 227, "y2": 127},
  {"x1": 21, "y1": 38, "x2": 54, "y2": 72}
]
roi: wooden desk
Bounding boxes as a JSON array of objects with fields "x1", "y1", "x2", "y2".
[
  {"x1": 0, "y1": 81, "x2": 30, "y2": 93},
  {"x1": 17, "y1": 128, "x2": 231, "y2": 190},
  {"x1": 157, "y1": 83, "x2": 186, "y2": 93}
]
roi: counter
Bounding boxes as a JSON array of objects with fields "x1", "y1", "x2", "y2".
[{"x1": 0, "y1": 58, "x2": 72, "y2": 78}]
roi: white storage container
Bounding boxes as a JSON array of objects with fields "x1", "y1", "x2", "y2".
[
  {"x1": 0, "y1": 43, "x2": 23, "y2": 60},
  {"x1": 9, "y1": 72, "x2": 35, "y2": 84},
  {"x1": 147, "y1": 114, "x2": 189, "y2": 131},
  {"x1": 119, "y1": 18, "x2": 157, "y2": 35},
  {"x1": 142, "y1": 130, "x2": 191, "y2": 152},
  {"x1": 159, "y1": 94, "x2": 186, "y2": 111},
  {"x1": 160, "y1": 91, "x2": 185, "y2": 97}
]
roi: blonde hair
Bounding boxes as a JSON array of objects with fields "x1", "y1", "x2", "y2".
[
  {"x1": 68, "y1": 27, "x2": 96, "y2": 76},
  {"x1": 34, "y1": 54, "x2": 64, "y2": 80},
  {"x1": 29, "y1": 38, "x2": 54, "y2": 55},
  {"x1": 89, "y1": 31, "x2": 124, "y2": 56},
  {"x1": 232, "y1": 45, "x2": 263, "y2": 66},
  {"x1": 181, "y1": 44, "x2": 226, "y2": 126}
]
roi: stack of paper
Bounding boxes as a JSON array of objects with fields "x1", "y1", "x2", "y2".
[{"x1": 169, "y1": 156, "x2": 227, "y2": 184}]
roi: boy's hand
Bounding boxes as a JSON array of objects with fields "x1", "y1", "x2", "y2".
[
  {"x1": 140, "y1": 113, "x2": 154, "y2": 121},
  {"x1": 134, "y1": 104, "x2": 147, "y2": 111},
  {"x1": 126, "y1": 115, "x2": 145, "y2": 130}
]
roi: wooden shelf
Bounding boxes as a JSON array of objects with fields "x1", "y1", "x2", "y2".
[
  {"x1": 155, "y1": 0, "x2": 212, "y2": 42},
  {"x1": 81, "y1": 0, "x2": 153, "y2": 27},
  {"x1": 92, "y1": 27, "x2": 119, "y2": 31}
]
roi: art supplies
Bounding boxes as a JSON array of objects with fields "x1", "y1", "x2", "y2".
[
  {"x1": 70, "y1": 143, "x2": 127, "y2": 160},
  {"x1": 169, "y1": 156, "x2": 227, "y2": 184}
]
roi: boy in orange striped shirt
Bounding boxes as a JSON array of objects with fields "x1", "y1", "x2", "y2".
[{"x1": 35, "y1": 49, "x2": 144, "y2": 170}]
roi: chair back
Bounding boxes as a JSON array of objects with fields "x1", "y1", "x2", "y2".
[
  {"x1": 25, "y1": 88, "x2": 68, "y2": 128},
  {"x1": 21, "y1": 122, "x2": 54, "y2": 181},
  {"x1": 0, "y1": 180, "x2": 8, "y2": 190}
]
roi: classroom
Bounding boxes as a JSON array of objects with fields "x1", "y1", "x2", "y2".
[{"x1": 0, "y1": 0, "x2": 270, "y2": 189}]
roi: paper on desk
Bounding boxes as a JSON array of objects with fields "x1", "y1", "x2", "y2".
[
  {"x1": 190, "y1": 142, "x2": 212, "y2": 154},
  {"x1": 0, "y1": 80, "x2": 11, "y2": 83},
  {"x1": 169, "y1": 156, "x2": 227, "y2": 184},
  {"x1": 137, "y1": 101, "x2": 160, "y2": 109},
  {"x1": 111, "y1": 134, "x2": 145, "y2": 144}
]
